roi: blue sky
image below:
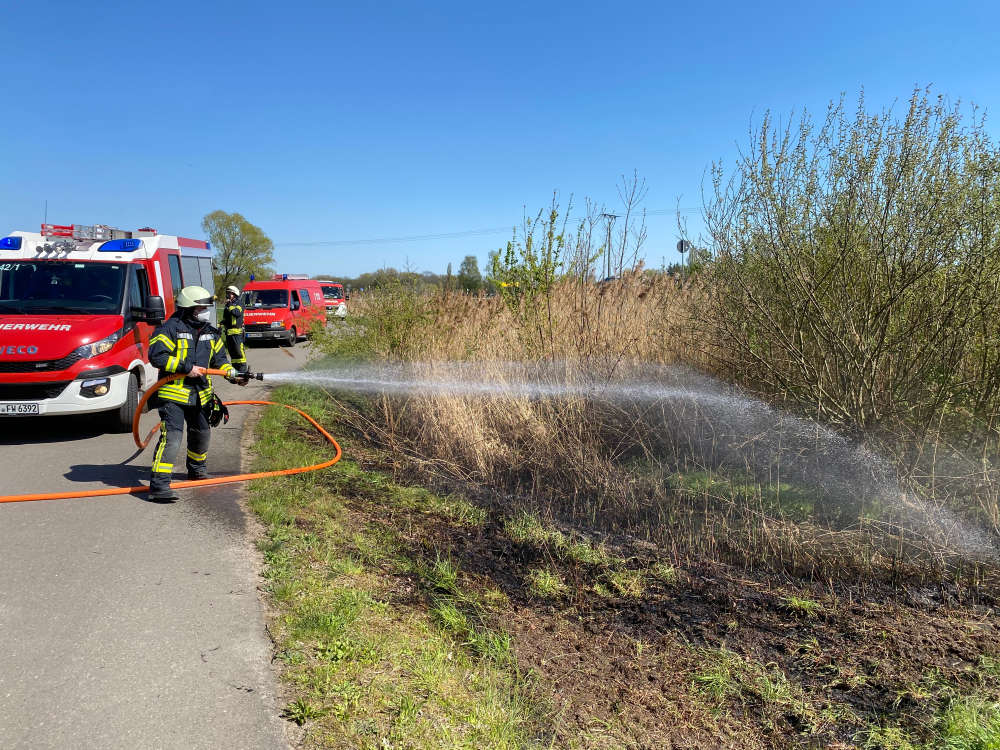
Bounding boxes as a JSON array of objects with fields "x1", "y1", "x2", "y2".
[{"x1": 2, "y1": 0, "x2": 998, "y2": 278}]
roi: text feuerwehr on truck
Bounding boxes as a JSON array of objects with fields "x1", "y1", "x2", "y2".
[{"x1": 0, "y1": 223, "x2": 215, "y2": 431}]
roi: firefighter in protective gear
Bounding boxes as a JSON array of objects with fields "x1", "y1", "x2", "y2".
[
  {"x1": 146, "y1": 285, "x2": 248, "y2": 502},
  {"x1": 222, "y1": 285, "x2": 248, "y2": 374}
]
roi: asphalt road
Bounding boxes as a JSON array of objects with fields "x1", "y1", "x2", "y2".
[{"x1": 0, "y1": 342, "x2": 311, "y2": 750}]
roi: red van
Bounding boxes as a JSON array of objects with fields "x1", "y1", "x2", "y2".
[{"x1": 242, "y1": 275, "x2": 326, "y2": 346}]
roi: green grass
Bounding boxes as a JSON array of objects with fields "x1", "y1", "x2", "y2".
[
  {"x1": 861, "y1": 696, "x2": 1000, "y2": 750},
  {"x1": 605, "y1": 569, "x2": 645, "y2": 598},
  {"x1": 783, "y1": 595, "x2": 823, "y2": 618},
  {"x1": 248, "y1": 388, "x2": 548, "y2": 748},
  {"x1": 937, "y1": 697, "x2": 1000, "y2": 749},
  {"x1": 979, "y1": 656, "x2": 1000, "y2": 680},
  {"x1": 669, "y1": 469, "x2": 820, "y2": 522},
  {"x1": 505, "y1": 510, "x2": 556, "y2": 546},
  {"x1": 505, "y1": 510, "x2": 617, "y2": 573},
  {"x1": 692, "y1": 647, "x2": 821, "y2": 733},
  {"x1": 283, "y1": 697, "x2": 326, "y2": 725},
  {"x1": 650, "y1": 562, "x2": 680, "y2": 585},
  {"x1": 526, "y1": 567, "x2": 569, "y2": 599}
]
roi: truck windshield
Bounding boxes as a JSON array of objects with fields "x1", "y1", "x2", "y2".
[
  {"x1": 321, "y1": 285, "x2": 343, "y2": 300},
  {"x1": 0, "y1": 260, "x2": 126, "y2": 315},
  {"x1": 243, "y1": 289, "x2": 288, "y2": 308}
]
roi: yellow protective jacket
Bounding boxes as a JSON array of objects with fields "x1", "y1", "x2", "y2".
[
  {"x1": 221, "y1": 301, "x2": 244, "y2": 338},
  {"x1": 148, "y1": 311, "x2": 235, "y2": 407}
]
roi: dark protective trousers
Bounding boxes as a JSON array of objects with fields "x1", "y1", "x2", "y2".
[
  {"x1": 149, "y1": 400, "x2": 211, "y2": 491},
  {"x1": 225, "y1": 333, "x2": 247, "y2": 373}
]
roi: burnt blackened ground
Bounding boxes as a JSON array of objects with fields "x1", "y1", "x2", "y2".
[{"x1": 336, "y1": 447, "x2": 1000, "y2": 749}]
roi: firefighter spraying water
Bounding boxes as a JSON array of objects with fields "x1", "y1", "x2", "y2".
[{"x1": 146, "y1": 285, "x2": 250, "y2": 502}]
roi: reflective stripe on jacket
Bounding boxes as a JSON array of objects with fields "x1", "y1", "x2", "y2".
[
  {"x1": 222, "y1": 302, "x2": 244, "y2": 337},
  {"x1": 148, "y1": 312, "x2": 235, "y2": 406}
]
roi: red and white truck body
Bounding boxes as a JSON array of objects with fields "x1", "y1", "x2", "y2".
[{"x1": 0, "y1": 224, "x2": 214, "y2": 430}]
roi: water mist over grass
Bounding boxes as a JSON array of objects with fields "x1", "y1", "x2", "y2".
[{"x1": 267, "y1": 363, "x2": 998, "y2": 564}]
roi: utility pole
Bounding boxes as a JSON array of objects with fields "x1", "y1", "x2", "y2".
[{"x1": 601, "y1": 213, "x2": 618, "y2": 281}]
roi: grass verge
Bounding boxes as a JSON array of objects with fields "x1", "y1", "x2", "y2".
[{"x1": 249, "y1": 385, "x2": 548, "y2": 749}]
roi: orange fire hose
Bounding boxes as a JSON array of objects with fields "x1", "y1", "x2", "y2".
[{"x1": 0, "y1": 368, "x2": 341, "y2": 504}]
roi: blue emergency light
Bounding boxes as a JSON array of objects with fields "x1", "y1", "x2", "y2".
[
  {"x1": 0, "y1": 236, "x2": 22, "y2": 250},
  {"x1": 282, "y1": 274, "x2": 288, "y2": 280},
  {"x1": 98, "y1": 239, "x2": 142, "y2": 252},
  {"x1": 249, "y1": 273, "x2": 255, "y2": 281}
]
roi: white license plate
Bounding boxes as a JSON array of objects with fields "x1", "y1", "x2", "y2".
[
  {"x1": 0, "y1": 402, "x2": 39, "y2": 415},
  {"x1": 246, "y1": 332, "x2": 263, "y2": 338}
]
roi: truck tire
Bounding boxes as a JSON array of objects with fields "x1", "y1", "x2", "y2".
[
  {"x1": 284, "y1": 327, "x2": 297, "y2": 347},
  {"x1": 109, "y1": 372, "x2": 139, "y2": 433}
]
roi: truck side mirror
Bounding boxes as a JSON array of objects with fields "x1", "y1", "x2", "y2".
[{"x1": 133, "y1": 295, "x2": 166, "y2": 323}]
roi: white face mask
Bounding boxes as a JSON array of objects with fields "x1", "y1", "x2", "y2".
[{"x1": 194, "y1": 308, "x2": 211, "y2": 323}]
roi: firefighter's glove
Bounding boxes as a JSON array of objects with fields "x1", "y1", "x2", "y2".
[
  {"x1": 206, "y1": 393, "x2": 230, "y2": 427},
  {"x1": 228, "y1": 372, "x2": 250, "y2": 386}
]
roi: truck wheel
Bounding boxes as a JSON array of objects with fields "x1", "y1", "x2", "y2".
[
  {"x1": 285, "y1": 327, "x2": 297, "y2": 347},
  {"x1": 109, "y1": 372, "x2": 139, "y2": 433}
]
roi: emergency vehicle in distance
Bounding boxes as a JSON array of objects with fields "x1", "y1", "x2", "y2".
[
  {"x1": 316, "y1": 279, "x2": 348, "y2": 318},
  {"x1": 0, "y1": 223, "x2": 215, "y2": 432},
  {"x1": 241, "y1": 274, "x2": 326, "y2": 347}
]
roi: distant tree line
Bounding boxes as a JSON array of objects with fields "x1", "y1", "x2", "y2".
[{"x1": 316, "y1": 254, "x2": 493, "y2": 294}]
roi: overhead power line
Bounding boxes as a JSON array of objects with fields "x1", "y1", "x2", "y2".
[
  {"x1": 279, "y1": 227, "x2": 512, "y2": 247},
  {"x1": 275, "y1": 207, "x2": 702, "y2": 248}
]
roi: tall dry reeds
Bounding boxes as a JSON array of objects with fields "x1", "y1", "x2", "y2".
[{"x1": 319, "y1": 276, "x2": 995, "y2": 588}]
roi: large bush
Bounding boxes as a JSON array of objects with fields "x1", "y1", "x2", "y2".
[{"x1": 705, "y1": 89, "x2": 1000, "y2": 442}]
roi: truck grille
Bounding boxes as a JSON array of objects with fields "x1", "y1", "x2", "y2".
[
  {"x1": 0, "y1": 350, "x2": 84, "y2": 374},
  {"x1": 0, "y1": 381, "x2": 71, "y2": 401},
  {"x1": 245, "y1": 323, "x2": 273, "y2": 332}
]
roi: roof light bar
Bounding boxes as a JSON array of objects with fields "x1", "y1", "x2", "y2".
[
  {"x1": 99, "y1": 239, "x2": 142, "y2": 252},
  {"x1": 0, "y1": 236, "x2": 22, "y2": 250}
]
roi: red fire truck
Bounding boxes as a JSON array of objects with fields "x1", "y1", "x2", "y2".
[
  {"x1": 0, "y1": 223, "x2": 215, "y2": 431},
  {"x1": 242, "y1": 274, "x2": 326, "y2": 346}
]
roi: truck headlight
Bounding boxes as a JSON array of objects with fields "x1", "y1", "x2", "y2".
[
  {"x1": 80, "y1": 377, "x2": 111, "y2": 398},
  {"x1": 73, "y1": 330, "x2": 122, "y2": 360},
  {"x1": 269, "y1": 322, "x2": 285, "y2": 329}
]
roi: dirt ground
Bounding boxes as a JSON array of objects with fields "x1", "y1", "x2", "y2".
[{"x1": 347, "y1": 460, "x2": 1000, "y2": 749}]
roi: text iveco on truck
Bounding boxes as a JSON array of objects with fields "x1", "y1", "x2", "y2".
[{"x1": 0, "y1": 223, "x2": 215, "y2": 431}]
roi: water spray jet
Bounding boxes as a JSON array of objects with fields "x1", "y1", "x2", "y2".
[{"x1": 267, "y1": 361, "x2": 998, "y2": 564}]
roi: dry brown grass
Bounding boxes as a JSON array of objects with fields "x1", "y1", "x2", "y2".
[
  {"x1": 326, "y1": 276, "x2": 997, "y2": 590},
  {"x1": 417, "y1": 273, "x2": 702, "y2": 365}
]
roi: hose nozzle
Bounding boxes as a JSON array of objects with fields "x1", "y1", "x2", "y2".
[{"x1": 250, "y1": 371, "x2": 264, "y2": 381}]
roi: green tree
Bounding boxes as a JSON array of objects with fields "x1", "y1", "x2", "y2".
[
  {"x1": 201, "y1": 210, "x2": 275, "y2": 297},
  {"x1": 457, "y1": 255, "x2": 482, "y2": 292}
]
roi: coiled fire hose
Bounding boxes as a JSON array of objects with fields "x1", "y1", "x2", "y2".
[{"x1": 0, "y1": 368, "x2": 341, "y2": 504}]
